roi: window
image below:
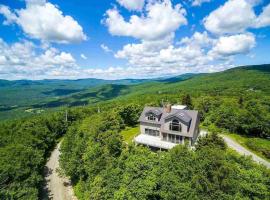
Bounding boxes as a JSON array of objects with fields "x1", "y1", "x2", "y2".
[
  {"x1": 175, "y1": 135, "x2": 182, "y2": 144},
  {"x1": 162, "y1": 133, "x2": 167, "y2": 141},
  {"x1": 168, "y1": 134, "x2": 175, "y2": 143},
  {"x1": 168, "y1": 134, "x2": 182, "y2": 143},
  {"x1": 147, "y1": 114, "x2": 156, "y2": 121},
  {"x1": 145, "y1": 128, "x2": 159, "y2": 136},
  {"x1": 169, "y1": 119, "x2": 182, "y2": 132}
]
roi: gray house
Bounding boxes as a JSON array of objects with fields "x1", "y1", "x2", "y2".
[{"x1": 134, "y1": 104, "x2": 200, "y2": 150}]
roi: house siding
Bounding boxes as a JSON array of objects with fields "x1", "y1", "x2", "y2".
[
  {"x1": 163, "y1": 117, "x2": 189, "y2": 134},
  {"x1": 137, "y1": 106, "x2": 200, "y2": 148},
  {"x1": 145, "y1": 113, "x2": 160, "y2": 122},
  {"x1": 140, "y1": 122, "x2": 161, "y2": 136},
  {"x1": 191, "y1": 114, "x2": 200, "y2": 145}
]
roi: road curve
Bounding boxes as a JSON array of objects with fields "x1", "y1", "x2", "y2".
[
  {"x1": 221, "y1": 135, "x2": 270, "y2": 169},
  {"x1": 42, "y1": 142, "x2": 78, "y2": 200}
]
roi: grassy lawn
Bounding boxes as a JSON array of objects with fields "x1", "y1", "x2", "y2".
[
  {"x1": 225, "y1": 133, "x2": 270, "y2": 161},
  {"x1": 120, "y1": 126, "x2": 140, "y2": 144}
]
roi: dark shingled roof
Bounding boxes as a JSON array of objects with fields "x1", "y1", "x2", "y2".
[
  {"x1": 164, "y1": 110, "x2": 192, "y2": 126},
  {"x1": 145, "y1": 108, "x2": 162, "y2": 116},
  {"x1": 139, "y1": 106, "x2": 199, "y2": 137}
]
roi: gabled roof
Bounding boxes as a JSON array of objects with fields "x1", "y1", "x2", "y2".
[
  {"x1": 164, "y1": 110, "x2": 192, "y2": 126},
  {"x1": 145, "y1": 108, "x2": 162, "y2": 116},
  {"x1": 138, "y1": 106, "x2": 199, "y2": 137}
]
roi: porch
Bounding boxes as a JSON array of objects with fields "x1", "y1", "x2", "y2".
[{"x1": 134, "y1": 134, "x2": 177, "y2": 150}]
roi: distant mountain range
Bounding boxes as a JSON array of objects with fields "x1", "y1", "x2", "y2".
[
  {"x1": 0, "y1": 73, "x2": 198, "y2": 88},
  {"x1": 0, "y1": 78, "x2": 149, "y2": 88},
  {"x1": 0, "y1": 73, "x2": 198, "y2": 120},
  {"x1": 0, "y1": 64, "x2": 269, "y2": 120}
]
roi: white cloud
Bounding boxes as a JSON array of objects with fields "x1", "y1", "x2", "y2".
[
  {"x1": 209, "y1": 33, "x2": 255, "y2": 57},
  {"x1": 0, "y1": 38, "x2": 78, "y2": 79},
  {"x1": 104, "y1": 0, "x2": 187, "y2": 40},
  {"x1": 191, "y1": 0, "x2": 212, "y2": 6},
  {"x1": 114, "y1": 31, "x2": 256, "y2": 77},
  {"x1": 0, "y1": 5, "x2": 17, "y2": 25},
  {"x1": 0, "y1": 0, "x2": 263, "y2": 80},
  {"x1": 36, "y1": 48, "x2": 76, "y2": 66},
  {"x1": 246, "y1": 0, "x2": 262, "y2": 5},
  {"x1": 0, "y1": 0, "x2": 86, "y2": 43},
  {"x1": 0, "y1": 55, "x2": 7, "y2": 65},
  {"x1": 203, "y1": 0, "x2": 256, "y2": 34},
  {"x1": 255, "y1": 3, "x2": 270, "y2": 27},
  {"x1": 115, "y1": 33, "x2": 173, "y2": 65},
  {"x1": 25, "y1": 0, "x2": 46, "y2": 5},
  {"x1": 179, "y1": 31, "x2": 214, "y2": 47},
  {"x1": 101, "y1": 44, "x2": 112, "y2": 53},
  {"x1": 117, "y1": 0, "x2": 145, "y2": 11},
  {"x1": 80, "y1": 54, "x2": 87, "y2": 60},
  {"x1": 203, "y1": 0, "x2": 270, "y2": 34},
  {"x1": 103, "y1": 1, "x2": 258, "y2": 78},
  {"x1": 115, "y1": 32, "x2": 212, "y2": 71},
  {"x1": 0, "y1": 33, "x2": 251, "y2": 80}
]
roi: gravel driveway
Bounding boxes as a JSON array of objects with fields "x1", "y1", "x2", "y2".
[
  {"x1": 42, "y1": 142, "x2": 77, "y2": 200},
  {"x1": 221, "y1": 135, "x2": 270, "y2": 169}
]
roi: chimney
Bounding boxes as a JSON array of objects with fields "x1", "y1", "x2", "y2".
[{"x1": 165, "y1": 104, "x2": 172, "y2": 113}]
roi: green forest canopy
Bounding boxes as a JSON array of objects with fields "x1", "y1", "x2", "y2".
[
  {"x1": 1, "y1": 64, "x2": 269, "y2": 121},
  {"x1": 0, "y1": 64, "x2": 270, "y2": 199},
  {"x1": 59, "y1": 104, "x2": 270, "y2": 200}
]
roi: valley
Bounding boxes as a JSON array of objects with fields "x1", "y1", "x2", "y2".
[
  {"x1": 0, "y1": 64, "x2": 270, "y2": 199},
  {"x1": 1, "y1": 0, "x2": 270, "y2": 199}
]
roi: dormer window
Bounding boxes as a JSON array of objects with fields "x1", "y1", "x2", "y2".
[
  {"x1": 169, "y1": 119, "x2": 182, "y2": 132},
  {"x1": 145, "y1": 109, "x2": 161, "y2": 121},
  {"x1": 147, "y1": 114, "x2": 156, "y2": 121}
]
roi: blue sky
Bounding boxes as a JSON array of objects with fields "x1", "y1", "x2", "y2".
[{"x1": 0, "y1": 0, "x2": 269, "y2": 80}]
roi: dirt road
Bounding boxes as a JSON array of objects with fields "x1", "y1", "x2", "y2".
[
  {"x1": 221, "y1": 135, "x2": 270, "y2": 169},
  {"x1": 42, "y1": 142, "x2": 77, "y2": 200}
]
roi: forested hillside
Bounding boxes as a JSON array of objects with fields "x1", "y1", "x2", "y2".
[
  {"x1": 58, "y1": 64, "x2": 270, "y2": 199},
  {"x1": 0, "y1": 64, "x2": 270, "y2": 199},
  {"x1": 0, "y1": 77, "x2": 155, "y2": 120},
  {"x1": 0, "y1": 113, "x2": 68, "y2": 198},
  {"x1": 0, "y1": 106, "x2": 100, "y2": 199},
  {"x1": 60, "y1": 104, "x2": 270, "y2": 199},
  {"x1": 0, "y1": 75, "x2": 194, "y2": 120},
  {"x1": 1, "y1": 64, "x2": 268, "y2": 121}
]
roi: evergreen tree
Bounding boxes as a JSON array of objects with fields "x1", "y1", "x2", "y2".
[
  {"x1": 182, "y1": 94, "x2": 193, "y2": 109},
  {"x1": 238, "y1": 96, "x2": 244, "y2": 108}
]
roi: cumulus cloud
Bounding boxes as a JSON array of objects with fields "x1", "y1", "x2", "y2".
[
  {"x1": 246, "y1": 0, "x2": 262, "y2": 5},
  {"x1": 255, "y1": 3, "x2": 270, "y2": 27},
  {"x1": 0, "y1": 5, "x2": 17, "y2": 25},
  {"x1": 104, "y1": 0, "x2": 187, "y2": 40},
  {"x1": 104, "y1": 1, "x2": 259, "y2": 78},
  {"x1": 115, "y1": 32, "x2": 211, "y2": 71},
  {"x1": 25, "y1": 0, "x2": 46, "y2": 5},
  {"x1": 191, "y1": 0, "x2": 212, "y2": 6},
  {"x1": 209, "y1": 33, "x2": 256, "y2": 57},
  {"x1": 116, "y1": 0, "x2": 145, "y2": 11},
  {"x1": 80, "y1": 54, "x2": 87, "y2": 60},
  {"x1": 115, "y1": 33, "x2": 174, "y2": 62},
  {"x1": 37, "y1": 48, "x2": 76, "y2": 66},
  {"x1": 80, "y1": 61, "x2": 232, "y2": 80},
  {"x1": 0, "y1": 0, "x2": 264, "y2": 80},
  {"x1": 114, "y1": 30, "x2": 257, "y2": 76},
  {"x1": 0, "y1": 38, "x2": 78, "y2": 79},
  {"x1": 203, "y1": 0, "x2": 270, "y2": 34},
  {"x1": 204, "y1": 0, "x2": 256, "y2": 34},
  {"x1": 101, "y1": 44, "x2": 113, "y2": 53},
  {"x1": 0, "y1": 0, "x2": 86, "y2": 43},
  {"x1": 179, "y1": 31, "x2": 214, "y2": 47},
  {"x1": 0, "y1": 33, "x2": 248, "y2": 80}
]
